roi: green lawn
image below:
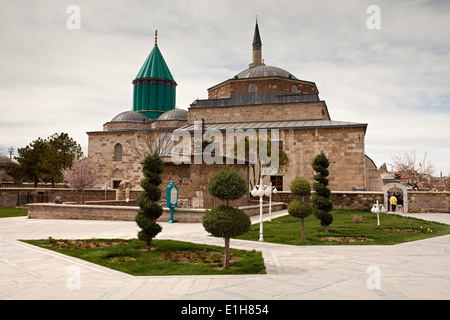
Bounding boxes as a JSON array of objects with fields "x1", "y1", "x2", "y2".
[
  {"x1": 22, "y1": 238, "x2": 266, "y2": 276},
  {"x1": 0, "y1": 207, "x2": 28, "y2": 218},
  {"x1": 236, "y1": 210, "x2": 450, "y2": 245}
]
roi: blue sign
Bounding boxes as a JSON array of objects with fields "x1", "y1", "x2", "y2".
[{"x1": 166, "y1": 181, "x2": 178, "y2": 223}]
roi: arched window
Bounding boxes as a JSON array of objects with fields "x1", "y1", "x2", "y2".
[
  {"x1": 217, "y1": 89, "x2": 222, "y2": 99},
  {"x1": 248, "y1": 83, "x2": 257, "y2": 93},
  {"x1": 292, "y1": 85, "x2": 298, "y2": 94},
  {"x1": 113, "y1": 143, "x2": 123, "y2": 161}
]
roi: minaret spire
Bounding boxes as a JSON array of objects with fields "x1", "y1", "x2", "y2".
[
  {"x1": 154, "y1": 30, "x2": 158, "y2": 46},
  {"x1": 249, "y1": 18, "x2": 265, "y2": 68}
]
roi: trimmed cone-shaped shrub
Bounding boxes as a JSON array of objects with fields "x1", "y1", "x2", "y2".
[
  {"x1": 135, "y1": 153, "x2": 164, "y2": 251},
  {"x1": 312, "y1": 152, "x2": 333, "y2": 232}
]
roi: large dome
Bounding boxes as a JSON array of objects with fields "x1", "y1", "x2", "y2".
[
  {"x1": 110, "y1": 111, "x2": 151, "y2": 123},
  {"x1": 236, "y1": 66, "x2": 297, "y2": 80},
  {"x1": 157, "y1": 108, "x2": 188, "y2": 121}
]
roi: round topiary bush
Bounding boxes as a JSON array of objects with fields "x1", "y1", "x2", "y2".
[
  {"x1": 288, "y1": 200, "x2": 312, "y2": 241},
  {"x1": 204, "y1": 168, "x2": 250, "y2": 269},
  {"x1": 290, "y1": 177, "x2": 311, "y2": 199},
  {"x1": 203, "y1": 205, "x2": 251, "y2": 239},
  {"x1": 203, "y1": 205, "x2": 250, "y2": 269},
  {"x1": 207, "y1": 167, "x2": 248, "y2": 205}
]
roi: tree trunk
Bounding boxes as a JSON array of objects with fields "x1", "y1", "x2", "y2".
[
  {"x1": 146, "y1": 239, "x2": 152, "y2": 251},
  {"x1": 301, "y1": 218, "x2": 305, "y2": 241},
  {"x1": 224, "y1": 237, "x2": 230, "y2": 269},
  {"x1": 324, "y1": 225, "x2": 328, "y2": 233}
]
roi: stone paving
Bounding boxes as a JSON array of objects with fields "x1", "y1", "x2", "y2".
[{"x1": 0, "y1": 210, "x2": 449, "y2": 300}]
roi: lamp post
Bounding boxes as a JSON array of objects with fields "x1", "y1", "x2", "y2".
[
  {"x1": 264, "y1": 182, "x2": 277, "y2": 221},
  {"x1": 251, "y1": 179, "x2": 277, "y2": 241},
  {"x1": 371, "y1": 200, "x2": 386, "y2": 226},
  {"x1": 102, "y1": 184, "x2": 110, "y2": 200}
]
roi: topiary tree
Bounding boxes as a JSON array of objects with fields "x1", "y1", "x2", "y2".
[
  {"x1": 203, "y1": 168, "x2": 250, "y2": 269},
  {"x1": 135, "y1": 152, "x2": 164, "y2": 251},
  {"x1": 312, "y1": 152, "x2": 333, "y2": 232},
  {"x1": 207, "y1": 167, "x2": 248, "y2": 206},
  {"x1": 288, "y1": 177, "x2": 312, "y2": 241}
]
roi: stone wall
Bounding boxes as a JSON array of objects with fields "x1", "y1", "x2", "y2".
[
  {"x1": 5, "y1": 189, "x2": 448, "y2": 213},
  {"x1": 188, "y1": 101, "x2": 330, "y2": 123},
  {"x1": 26, "y1": 202, "x2": 285, "y2": 222},
  {"x1": 280, "y1": 126, "x2": 367, "y2": 191},
  {"x1": 408, "y1": 191, "x2": 450, "y2": 213},
  {"x1": 270, "y1": 191, "x2": 449, "y2": 213},
  {"x1": 0, "y1": 188, "x2": 118, "y2": 207}
]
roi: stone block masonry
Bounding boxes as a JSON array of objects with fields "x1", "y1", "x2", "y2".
[
  {"x1": 270, "y1": 191, "x2": 449, "y2": 213},
  {"x1": 26, "y1": 202, "x2": 286, "y2": 222}
]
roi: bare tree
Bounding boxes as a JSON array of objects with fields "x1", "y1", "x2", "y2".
[
  {"x1": 62, "y1": 157, "x2": 98, "y2": 204},
  {"x1": 129, "y1": 130, "x2": 174, "y2": 162},
  {"x1": 234, "y1": 137, "x2": 289, "y2": 190},
  {"x1": 391, "y1": 148, "x2": 434, "y2": 185}
]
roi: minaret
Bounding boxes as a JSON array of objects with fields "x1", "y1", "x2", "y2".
[
  {"x1": 249, "y1": 19, "x2": 265, "y2": 68},
  {"x1": 132, "y1": 30, "x2": 177, "y2": 119}
]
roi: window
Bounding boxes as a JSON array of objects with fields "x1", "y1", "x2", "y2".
[
  {"x1": 292, "y1": 85, "x2": 298, "y2": 94},
  {"x1": 112, "y1": 180, "x2": 121, "y2": 189},
  {"x1": 249, "y1": 83, "x2": 257, "y2": 93},
  {"x1": 270, "y1": 175, "x2": 283, "y2": 191},
  {"x1": 113, "y1": 143, "x2": 123, "y2": 161},
  {"x1": 272, "y1": 140, "x2": 283, "y2": 150}
]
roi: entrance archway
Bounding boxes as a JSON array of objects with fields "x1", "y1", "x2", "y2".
[{"x1": 382, "y1": 183, "x2": 408, "y2": 213}]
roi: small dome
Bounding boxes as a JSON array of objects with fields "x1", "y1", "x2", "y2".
[
  {"x1": 111, "y1": 111, "x2": 151, "y2": 123},
  {"x1": 236, "y1": 65, "x2": 297, "y2": 80},
  {"x1": 0, "y1": 154, "x2": 15, "y2": 167},
  {"x1": 157, "y1": 108, "x2": 188, "y2": 121}
]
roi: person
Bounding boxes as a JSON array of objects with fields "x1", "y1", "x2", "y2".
[
  {"x1": 397, "y1": 193, "x2": 403, "y2": 212},
  {"x1": 389, "y1": 194, "x2": 397, "y2": 212},
  {"x1": 387, "y1": 192, "x2": 391, "y2": 212}
]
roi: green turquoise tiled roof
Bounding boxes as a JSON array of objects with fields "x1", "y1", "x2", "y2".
[{"x1": 135, "y1": 45, "x2": 175, "y2": 81}]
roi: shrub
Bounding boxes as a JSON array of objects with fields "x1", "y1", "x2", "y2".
[
  {"x1": 352, "y1": 214, "x2": 364, "y2": 223},
  {"x1": 312, "y1": 152, "x2": 333, "y2": 232},
  {"x1": 288, "y1": 200, "x2": 312, "y2": 241},
  {"x1": 290, "y1": 177, "x2": 311, "y2": 199},
  {"x1": 203, "y1": 168, "x2": 250, "y2": 269},
  {"x1": 135, "y1": 153, "x2": 164, "y2": 251},
  {"x1": 207, "y1": 167, "x2": 247, "y2": 206},
  {"x1": 288, "y1": 177, "x2": 312, "y2": 241}
]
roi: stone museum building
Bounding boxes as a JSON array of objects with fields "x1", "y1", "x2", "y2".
[{"x1": 87, "y1": 22, "x2": 382, "y2": 206}]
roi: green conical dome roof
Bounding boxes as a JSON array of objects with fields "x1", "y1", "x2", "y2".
[
  {"x1": 135, "y1": 44, "x2": 175, "y2": 82},
  {"x1": 132, "y1": 32, "x2": 177, "y2": 120}
]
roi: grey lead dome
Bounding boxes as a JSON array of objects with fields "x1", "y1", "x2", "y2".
[{"x1": 236, "y1": 66, "x2": 297, "y2": 80}]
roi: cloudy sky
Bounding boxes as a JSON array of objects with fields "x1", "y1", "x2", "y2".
[{"x1": 1, "y1": 0, "x2": 449, "y2": 176}]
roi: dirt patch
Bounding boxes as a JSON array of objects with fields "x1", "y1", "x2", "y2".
[
  {"x1": 378, "y1": 228, "x2": 421, "y2": 233},
  {"x1": 158, "y1": 249, "x2": 240, "y2": 265},
  {"x1": 320, "y1": 236, "x2": 374, "y2": 243},
  {"x1": 44, "y1": 239, "x2": 129, "y2": 249}
]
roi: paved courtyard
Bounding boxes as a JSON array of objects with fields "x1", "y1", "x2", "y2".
[{"x1": 1, "y1": 210, "x2": 449, "y2": 301}]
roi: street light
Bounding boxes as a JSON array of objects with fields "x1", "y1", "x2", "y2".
[
  {"x1": 102, "y1": 184, "x2": 110, "y2": 200},
  {"x1": 251, "y1": 179, "x2": 277, "y2": 241},
  {"x1": 264, "y1": 182, "x2": 277, "y2": 221},
  {"x1": 371, "y1": 200, "x2": 386, "y2": 226}
]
